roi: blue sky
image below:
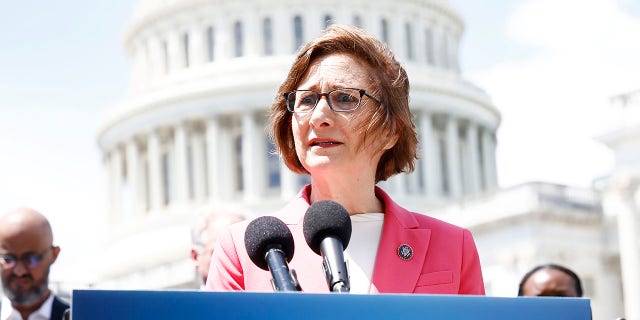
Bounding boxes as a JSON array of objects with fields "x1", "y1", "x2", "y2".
[
  {"x1": 0, "y1": 0, "x2": 134, "y2": 274},
  {"x1": 1, "y1": 0, "x2": 639, "y2": 279}
]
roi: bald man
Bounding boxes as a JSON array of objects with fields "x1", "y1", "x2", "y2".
[
  {"x1": 190, "y1": 208, "x2": 244, "y2": 287},
  {"x1": 0, "y1": 208, "x2": 69, "y2": 320},
  {"x1": 518, "y1": 263, "x2": 583, "y2": 297}
]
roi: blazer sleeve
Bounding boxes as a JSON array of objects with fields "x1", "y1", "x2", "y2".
[
  {"x1": 204, "y1": 225, "x2": 245, "y2": 291},
  {"x1": 459, "y1": 229, "x2": 485, "y2": 295}
]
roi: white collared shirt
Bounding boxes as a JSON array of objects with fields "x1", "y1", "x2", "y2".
[{"x1": 1, "y1": 293, "x2": 54, "y2": 320}]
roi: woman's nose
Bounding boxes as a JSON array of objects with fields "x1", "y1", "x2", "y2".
[{"x1": 308, "y1": 96, "x2": 334, "y2": 127}]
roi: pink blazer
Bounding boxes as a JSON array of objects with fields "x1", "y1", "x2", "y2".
[{"x1": 205, "y1": 186, "x2": 485, "y2": 295}]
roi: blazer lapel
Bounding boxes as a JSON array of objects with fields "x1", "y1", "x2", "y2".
[{"x1": 370, "y1": 188, "x2": 431, "y2": 293}]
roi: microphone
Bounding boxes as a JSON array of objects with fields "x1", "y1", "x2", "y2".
[
  {"x1": 244, "y1": 216, "x2": 301, "y2": 292},
  {"x1": 303, "y1": 200, "x2": 352, "y2": 293}
]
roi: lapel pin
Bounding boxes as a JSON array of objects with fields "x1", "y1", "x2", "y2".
[{"x1": 397, "y1": 244, "x2": 413, "y2": 261}]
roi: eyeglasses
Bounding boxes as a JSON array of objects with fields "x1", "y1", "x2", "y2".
[
  {"x1": 284, "y1": 88, "x2": 381, "y2": 113},
  {"x1": 0, "y1": 247, "x2": 53, "y2": 269}
]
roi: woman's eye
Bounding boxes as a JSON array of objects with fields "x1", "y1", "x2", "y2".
[
  {"x1": 335, "y1": 93, "x2": 357, "y2": 103},
  {"x1": 300, "y1": 96, "x2": 316, "y2": 106}
]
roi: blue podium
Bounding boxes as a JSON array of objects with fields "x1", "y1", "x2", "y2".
[{"x1": 71, "y1": 290, "x2": 591, "y2": 319}]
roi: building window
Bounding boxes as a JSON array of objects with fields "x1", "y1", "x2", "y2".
[
  {"x1": 323, "y1": 14, "x2": 333, "y2": 29},
  {"x1": 381, "y1": 18, "x2": 389, "y2": 44},
  {"x1": 353, "y1": 15, "x2": 362, "y2": 28},
  {"x1": 425, "y1": 28, "x2": 434, "y2": 65},
  {"x1": 162, "y1": 40, "x2": 169, "y2": 73},
  {"x1": 267, "y1": 138, "x2": 280, "y2": 188},
  {"x1": 405, "y1": 22, "x2": 413, "y2": 60},
  {"x1": 206, "y1": 26, "x2": 215, "y2": 62},
  {"x1": 234, "y1": 21, "x2": 243, "y2": 57},
  {"x1": 263, "y1": 17, "x2": 273, "y2": 55},
  {"x1": 294, "y1": 15, "x2": 303, "y2": 52},
  {"x1": 182, "y1": 32, "x2": 190, "y2": 67}
]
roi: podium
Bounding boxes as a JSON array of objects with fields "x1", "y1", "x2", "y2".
[{"x1": 71, "y1": 290, "x2": 591, "y2": 319}]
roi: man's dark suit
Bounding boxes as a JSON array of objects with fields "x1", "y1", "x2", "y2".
[{"x1": 51, "y1": 296, "x2": 70, "y2": 320}]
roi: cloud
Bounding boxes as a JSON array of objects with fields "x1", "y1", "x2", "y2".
[{"x1": 467, "y1": 0, "x2": 640, "y2": 188}]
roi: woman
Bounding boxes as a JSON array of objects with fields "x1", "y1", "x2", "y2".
[{"x1": 205, "y1": 24, "x2": 484, "y2": 294}]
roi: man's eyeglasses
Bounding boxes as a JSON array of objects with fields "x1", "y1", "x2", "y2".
[
  {"x1": 0, "y1": 247, "x2": 53, "y2": 269},
  {"x1": 284, "y1": 88, "x2": 381, "y2": 113}
]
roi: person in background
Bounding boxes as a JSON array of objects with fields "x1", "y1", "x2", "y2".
[
  {"x1": 206, "y1": 24, "x2": 485, "y2": 294},
  {"x1": 518, "y1": 263, "x2": 583, "y2": 297},
  {"x1": 190, "y1": 207, "x2": 244, "y2": 287},
  {"x1": 0, "y1": 207, "x2": 69, "y2": 320}
]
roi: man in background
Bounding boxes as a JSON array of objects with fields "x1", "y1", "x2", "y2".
[
  {"x1": 518, "y1": 263, "x2": 583, "y2": 297},
  {"x1": 0, "y1": 207, "x2": 69, "y2": 320},
  {"x1": 190, "y1": 206, "x2": 244, "y2": 287}
]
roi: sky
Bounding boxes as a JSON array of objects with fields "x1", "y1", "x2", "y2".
[{"x1": 0, "y1": 0, "x2": 639, "y2": 278}]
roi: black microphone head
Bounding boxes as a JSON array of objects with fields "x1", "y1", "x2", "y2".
[
  {"x1": 244, "y1": 216, "x2": 295, "y2": 271},
  {"x1": 303, "y1": 200, "x2": 352, "y2": 255}
]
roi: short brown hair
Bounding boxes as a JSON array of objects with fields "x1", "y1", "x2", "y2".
[{"x1": 269, "y1": 24, "x2": 417, "y2": 182}]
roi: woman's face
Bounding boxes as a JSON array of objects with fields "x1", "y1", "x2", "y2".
[{"x1": 291, "y1": 53, "x2": 388, "y2": 180}]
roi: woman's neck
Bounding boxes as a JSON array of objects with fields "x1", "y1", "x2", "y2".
[{"x1": 309, "y1": 175, "x2": 383, "y2": 215}]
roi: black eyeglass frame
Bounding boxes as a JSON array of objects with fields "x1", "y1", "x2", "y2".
[
  {"x1": 0, "y1": 246, "x2": 54, "y2": 269},
  {"x1": 283, "y1": 87, "x2": 381, "y2": 113}
]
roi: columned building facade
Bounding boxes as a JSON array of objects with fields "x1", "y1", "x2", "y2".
[
  {"x1": 95, "y1": 0, "x2": 499, "y2": 289},
  {"x1": 599, "y1": 90, "x2": 640, "y2": 320},
  {"x1": 84, "y1": 1, "x2": 633, "y2": 319}
]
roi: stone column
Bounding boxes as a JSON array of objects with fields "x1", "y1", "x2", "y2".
[
  {"x1": 130, "y1": 41, "x2": 144, "y2": 93},
  {"x1": 424, "y1": 25, "x2": 435, "y2": 66},
  {"x1": 481, "y1": 128, "x2": 498, "y2": 189},
  {"x1": 273, "y1": 11, "x2": 291, "y2": 55},
  {"x1": 190, "y1": 23, "x2": 205, "y2": 66},
  {"x1": 465, "y1": 122, "x2": 481, "y2": 195},
  {"x1": 205, "y1": 117, "x2": 221, "y2": 200},
  {"x1": 207, "y1": 117, "x2": 235, "y2": 200},
  {"x1": 604, "y1": 180, "x2": 640, "y2": 320},
  {"x1": 445, "y1": 115, "x2": 462, "y2": 197},
  {"x1": 244, "y1": 13, "x2": 258, "y2": 57},
  {"x1": 490, "y1": 132, "x2": 499, "y2": 188},
  {"x1": 166, "y1": 30, "x2": 181, "y2": 72},
  {"x1": 450, "y1": 31, "x2": 461, "y2": 72},
  {"x1": 111, "y1": 147, "x2": 123, "y2": 221},
  {"x1": 366, "y1": 12, "x2": 382, "y2": 41},
  {"x1": 431, "y1": 23, "x2": 444, "y2": 68},
  {"x1": 406, "y1": 169, "x2": 421, "y2": 195},
  {"x1": 391, "y1": 173, "x2": 408, "y2": 196},
  {"x1": 390, "y1": 15, "x2": 405, "y2": 61},
  {"x1": 148, "y1": 36, "x2": 164, "y2": 79},
  {"x1": 104, "y1": 152, "x2": 116, "y2": 225},
  {"x1": 304, "y1": 12, "x2": 322, "y2": 45},
  {"x1": 147, "y1": 130, "x2": 163, "y2": 211},
  {"x1": 173, "y1": 123, "x2": 189, "y2": 205},
  {"x1": 446, "y1": 32, "x2": 457, "y2": 71},
  {"x1": 280, "y1": 162, "x2": 299, "y2": 200},
  {"x1": 125, "y1": 139, "x2": 141, "y2": 217},
  {"x1": 420, "y1": 111, "x2": 442, "y2": 198},
  {"x1": 190, "y1": 130, "x2": 207, "y2": 203},
  {"x1": 215, "y1": 17, "x2": 230, "y2": 60},
  {"x1": 242, "y1": 112, "x2": 266, "y2": 202},
  {"x1": 414, "y1": 19, "x2": 427, "y2": 65}
]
